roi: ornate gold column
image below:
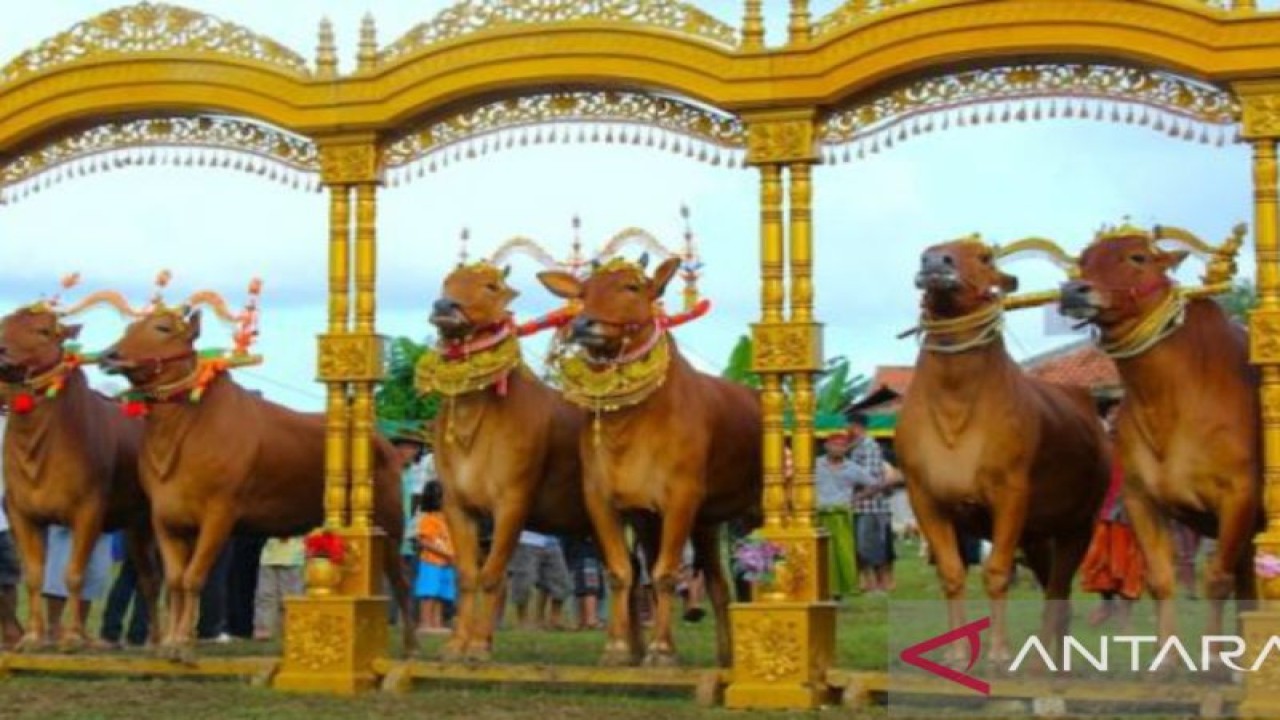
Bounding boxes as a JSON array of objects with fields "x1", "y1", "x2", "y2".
[
  {"x1": 1237, "y1": 83, "x2": 1280, "y2": 720},
  {"x1": 276, "y1": 136, "x2": 388, "y2": 696},
  {"x1": 741, "y1": 0, "x2": 765, "y2": 51},
  {"x1": 727, "y1": 109, "x2": 834, "y2": 711},
  {"x1": 788, "y1": 0, "x2": 811, "y2": 46}
]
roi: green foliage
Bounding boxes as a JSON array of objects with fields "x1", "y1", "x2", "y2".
[
  {"x1": 720, "y1": 335, "x2": 760, "y2": 389},
  {"x1": 816, "y1": 356, "x2": 869, "y2": 416},
  {"x1": 1216, "y1": 279, "x2": 1257, "y2": 324},
  {"x1": 375, "y1": 336, "x2": 439, "y2": 422}
]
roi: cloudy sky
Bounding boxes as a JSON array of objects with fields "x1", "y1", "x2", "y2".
[{"x1": 0, "y1": 1, "x2": 1265, "y2": 409}]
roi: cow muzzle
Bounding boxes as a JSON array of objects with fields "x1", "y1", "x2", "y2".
[
  {"x1": 569, "y1": 315, "x2": 611, "y2": 350},
  {"x1": 915, "y1": 251, "x2": 961, "y2": 291},
  {"x1": 1059, "y1": 280, "x2": 1104, "y2": 320},
  {"x1": 97, "y1": 348, "x2": 129, "y2": 375},
  {"x1": 429, "y1": 298, "x2": 470, "y2": 336}
]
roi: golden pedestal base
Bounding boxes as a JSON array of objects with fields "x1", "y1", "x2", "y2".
[
  {"x1": 336, "y1": 527, "x2": 388, "y2": 596},
  {"x1": 723, "y1": 600, "x2": 838, "y2": 709},
  {"x1": 1236, "y1": 607, "x2": 1280, "y2": 719},
  {"x1": 273, "y1": 595, "x2": 389, "y2": 695}
]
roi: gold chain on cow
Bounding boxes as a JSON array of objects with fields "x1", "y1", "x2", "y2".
[
  {"x1": 415, "y1": 331, "x2": 522, "y2": 445},
  {"x1": 550, "y1": 331, "x2": 671, "y2": 445},
  {"x1": 916, "y1": 302, "x2": 1005, "y2": 354},
  {"x1": 1096, "y1": 290, "x2": 1187, "y2": 360}
]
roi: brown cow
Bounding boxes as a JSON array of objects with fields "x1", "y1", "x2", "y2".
[
  {"x1": 98, "y1": 305, "x2": 414, "y2": 663},
  {"x1": 896, "y1": 239, "x2": 1110, "y2": 662},
  {"x1": 422, "y1": 262, "x2": 594, "y2": 660},
  {"x1": 0, "y1": 305, "x2": 159, "y2": 652},
  {"x1": 539, "y1": 255, "x2": 761, "y2": 667},
  {"x1": 1060, "y1": 231, "x2": 1260, "y2": 643}
]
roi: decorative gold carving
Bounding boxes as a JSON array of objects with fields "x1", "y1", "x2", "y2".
[
  {"x1": 1252, "y1": 312, "x2": 1280, "y2": 364},
  {"x1": 380, "y1": 0, "x2": 738, "y2": 63},
  {"x1": 415, "y1": 335, "x2": 522, "y2": 397},
  {"x1": 1265, "y1": 385, "x2": 1280, "y2": 423},
  {"x1": 746, "y1": 120, "x2": 818, "y2": 165},
  {"x1": 751, "y1": 323, "x2": 823, "y2": 373},
  {"x1": 734, "y1": 614, "x2": 802, "y2": 683},
  {"x1": 285, "y1": 611, "x2": 348, "y2": 671},
  {"x1": 381, "y1": 92, "x2": 745, "y2": 180},
  {"x1": 774, "y1": 542, "x2": 812, "y2": 598},
  {"x1": 320, "y1": 144, "x2": 381, "y2": 185},
  {"x1": 0, "y1": 116, "x2": 319, "y2": 196},
  {"x1": 0, "y1": 2, "x2": 309, "y2": 84},
  {"x1": 551, "y1": 333, "x2": 671, "y2": 413},
  {"x1": 1242, "y1": 94, "x2": 1280, "y2": 138},
  {"x1": 317, "y1": 334, "x2": 386, "y2": 382},
  {"x1": 820, "y1": 65, "x2": 1240, "y2": 161}
]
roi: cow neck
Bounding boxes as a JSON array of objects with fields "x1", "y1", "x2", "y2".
[
  {"x1": 1093, "y1": 289, "x2": 1187, "y2": 360},
  {"x1": 3, "y1": 367, "x2": 90, "y2": 482},
  {"x1": 1, "y1": 352, "x2": 83, "y2": 415},
  {"x1": 551, "y1": 319, "x2": 670, "y2": 446},
  {"x1": 917, "y1": 301, "x2": 1004, "y2": 354},
  {"x1": 916, "y1": 324, "x2": 1012, "y2": 448}
]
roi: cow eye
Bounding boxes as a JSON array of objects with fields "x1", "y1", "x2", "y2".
[
  {"x1": 155, "y1": 324, "x2": 173, "y2": 334},
  {"x1": 980, "y1": 253, "x2": 993, "y2": 264},
  {"x1": 1129, "y1": 254, "x2": 1148, "y2": 265},
  {"x1": 625, "y1": 283, "x2": 642, "y2": 293},
  {"x1": 486, "y1": 283, "x2": 499, "y2": 292}
]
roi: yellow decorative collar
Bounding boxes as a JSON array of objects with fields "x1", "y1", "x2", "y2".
[{"x1": 415, "y1": 331, "x2": 522, "y2": 398}]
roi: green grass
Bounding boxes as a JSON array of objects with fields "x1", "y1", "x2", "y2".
[{"x1": 1, "y1": 539, "x2": 1220, "y2": 719}]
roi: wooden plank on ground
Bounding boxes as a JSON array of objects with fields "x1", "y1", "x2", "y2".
[
  {"x1": 2, "y1": 653, "x2": 277, "y2": 680},
  {"x1": 375, "y1": 659, "x2": 727, "y2": 690},
  {"x1": 826, "y1": 670, "x2": 1243, "y2": 705}
]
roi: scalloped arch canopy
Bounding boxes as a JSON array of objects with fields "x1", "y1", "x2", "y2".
[{"x1": 1, "y1": 0, "x2": 1279, "y2": 155}]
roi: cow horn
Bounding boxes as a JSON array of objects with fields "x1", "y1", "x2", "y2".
[
  {"x1": 637, "y1": 252, "x2": 650, "y2": 269},
  {"x1": 502, "y1": 265, "x2": 512, "y2": 279}
]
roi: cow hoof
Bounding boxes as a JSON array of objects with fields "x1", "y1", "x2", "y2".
[
  {"x1": 57, "y1": 633, "x2": 87, "y2": 654},
  {"x1": 464, "y1": 645, "x2": 493, "y2": 664},
  {"x1": 642, "y1": 649, "x2": 679, "y2": 668},
  {"x1": 174, "y1": 643, "x2": 198, "y2": 667},
  {"x1": 439, "y1": 641, "x2": 466, "y2": 662},
  {"x1": 600, "y1": 644, "x2": 635, "y2": 667},
  {"x1": 13, "y1": 632, "x2": 46, "y2": 653}
]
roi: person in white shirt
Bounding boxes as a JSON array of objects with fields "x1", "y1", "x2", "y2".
[
  {"x1": 0, "y1": 411, "x2": 23, "y2": 648},
  {"x1": 507, "y1": 530, "x2": 572, "y2": 630}
]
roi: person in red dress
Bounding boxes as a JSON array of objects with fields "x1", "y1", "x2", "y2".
[{"x1": 1082, "y1": 400, "x2": 1145, "y2": 629}]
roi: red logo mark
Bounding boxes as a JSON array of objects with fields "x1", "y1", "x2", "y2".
[{"x1": 899, "y1": 616, "x2": 991, "y2": 695}]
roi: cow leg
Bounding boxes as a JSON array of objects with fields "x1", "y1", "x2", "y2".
[
  {"x1": 172, "y1": 510, "x2": 236, "y2": 665},
  {"x1": 124, "y1": 522, "x2": 163, "y2": 648},
  {"x1": 381, "y1": 526, "x2": 417, "y2": 658},
  {"x1": 584, "y1": 476, "x2": 636, "y2": 666},
  {"x1": 470, "y1": 499, "x2": 528, "y2": 661},
  {"x1": 1041, "y1": 530, "x2": 1092, "y2": 658},
  {"x1": 644, "y1": 493, "x2": 700, "y2": 667},
  {"x1": 910, "y1": 492, "x2": 969, "y2": 665},
  {"x1": 152, "y1": 522, "x2": 193, "y2": 660},
  {"x1": 983, "y1": 476, "x2": 1029, "y2": 664},
  {"x1": 8, "y1": 514, "x2": 49, "y2": 652},
  {"x1": 58, "y1": 508, "x2": 104, "y2": 652},
  {"x1": 692, "y1": 523, "x2": 732, "y2": 667},
  {"x1": 438, "y1": 499, "x2": 476, "y2": 660},
  {"x1": 1205, "y1": 486, "x2": 1257, "y2": 638},
  {"x1": 1123, "y1": 489, "x2": 1177, "y2": 643}
]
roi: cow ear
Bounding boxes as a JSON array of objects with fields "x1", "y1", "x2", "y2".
[
  {"x1": 60, "y1": 323, "x2": 83, "y2": 341},
  {"x1": 537, "y1": 271, "x2": 582, "y2": 300},
  {"x1": 650, "y1": 257, "x2": 682, "y2": 299},
  {"x1": 184, "y1": 309, "x2": 203, "y2": 340},
  {"x1": 999, "y1": 272, "x2": 1019, "y2": 294},
  {"x1": 1158, "y1": 249, "x2": 1190, "y2": 271}
]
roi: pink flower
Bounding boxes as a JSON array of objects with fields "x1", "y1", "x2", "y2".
[{"x1": 1255, "y1": 552, "x2": 1280, "y2": 579}]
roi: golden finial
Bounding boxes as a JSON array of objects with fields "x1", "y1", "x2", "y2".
[
  {"x1": 316, "y1": 17, "x2": 337, "y2": 79},
  {"x1": 357, "y1": 13, "x2": 378, "y2": 72},
  {"x1": 458, "y1": 228, "x2": 470, "y2": 266},
  {"x1": 1093, "y1": 216, "x2": 1151, "y2": 245}
]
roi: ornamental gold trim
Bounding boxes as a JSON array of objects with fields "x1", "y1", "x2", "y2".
[
  {"x1": 414, "y1": 335, "x2": 522, "y2": 398},
  {"x1": 319, "y1": 143, "x2": 382, "y2": 186},
  {"x1": 819, "y1": 64, "x2": 1240, "y2": 163},
  {"x1": 317, "y1": 334, "x2": 386, "y2": 383},
  {"x1": 380, "y1": 0, "x2": 738, "y2": 64},
  {"x1": 0, "y1": 2, "x2": 310, "y2": 85},
  {"x1": 1242, "y1": 94, "x2": 1280, "y2": 139},
  {"x1": 751, "y1": 323, "x2": 823, "y2": 374},
  {"x1": 0, "y1": 116, "x2": 320, "y2": 202},
  {"x1": 551, "y1": 333, "x2": 671, "y2": 413},
  {"x1": 381, "y1": 92, "x2": 745, "y2": 184}
]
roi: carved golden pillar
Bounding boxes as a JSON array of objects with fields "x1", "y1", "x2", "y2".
[
  {"x1": 741, "y1": 0, "x2": 765, "y2": 51},
  {"x1": 788, "y1": 0, "x2": 811, "y2": 46},
  {"x1": 277, "y1": 137, "x2": 387, "y2": 696},
  {"x1": 1235, "y1": 0, "x2": 1258, "y2": 11},
  {"x1": 1237, "y1": 84, "x2": 1280, "y2": 720},
  {"x1": 728, "y1": 110, "x2": 834, "y2": 711}
]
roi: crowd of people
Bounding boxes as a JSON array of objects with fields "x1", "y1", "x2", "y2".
[{"x1": 0, "y1": 404, "x2": 1212, "y2": 646}]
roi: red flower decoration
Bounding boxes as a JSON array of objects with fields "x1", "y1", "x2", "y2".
[
  {"x1": 122, "y1": 400, "x2": 149, "y2": 418},
  {"x1": 304, "y1": 530, "x2": 346, "y2": 564},
  {"x1": 10, "y1": 393, "x2": 36, "y2": 415}
]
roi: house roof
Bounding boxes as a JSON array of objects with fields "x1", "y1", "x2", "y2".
[{"x1": 1021, "y1": 339, "x2": 1121, "y2": 393}]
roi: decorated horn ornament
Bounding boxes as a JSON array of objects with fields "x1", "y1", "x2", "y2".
[
  {"x1": 992, "y1": 236, "x2": 1078, "y2": 311},
  {"x1": 1152, "y1": 222, "x2": 1246, "y2": 293}
]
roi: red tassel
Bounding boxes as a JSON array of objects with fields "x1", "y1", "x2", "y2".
[
  {"x1": 123, "y1": 400, "x2": 149, "y2": 418},
  {"x1": 10, "y1": 393, "x2": 35, "y2": 415}
]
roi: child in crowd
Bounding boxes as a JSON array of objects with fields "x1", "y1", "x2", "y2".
[
  {"x1": 415, "y1": 482, "x2": 455, "y2": 635},
  {"x1": 253, "y1": 536, "x2": 305, "y2": 641}
]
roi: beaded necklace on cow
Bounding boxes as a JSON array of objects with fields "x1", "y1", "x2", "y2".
[
  {"x1": 2, "y1": 351, "x2": 85, "y2": 415},
  {"x1": 915, "y1": 302, "x2": 1005, "y2": 354},
  {"x1": 1093, "y1": 281, "x2": 1187, "y2": 360}
]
